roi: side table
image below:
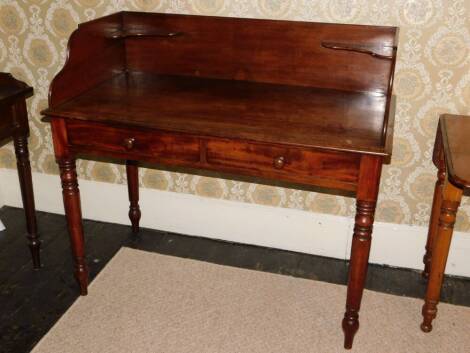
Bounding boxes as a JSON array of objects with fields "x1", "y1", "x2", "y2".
[
  {"x1": 421, "y1": 114, "x2": 469, "y2": 332},
  {"x1": 0, "y1": 73, "x2": 40, "y2": 269}
]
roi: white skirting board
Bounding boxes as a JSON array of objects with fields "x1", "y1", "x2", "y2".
[{"x1": 0, "y1": 168, "x2": 469, "y2": 277}]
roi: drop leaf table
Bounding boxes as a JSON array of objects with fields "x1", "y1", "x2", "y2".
[
  {"x1": 0, "y1": 73, "x2": 40, "y2": 269},
  {"x1": 421, "y1": 114, "x2": 470, "y2": 332}
]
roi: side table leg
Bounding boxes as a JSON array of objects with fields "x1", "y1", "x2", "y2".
[
  {"x1": 343, "y1": 200, "x2": 376, "y2": 349},
  {"x1": 423, "y1": 128, "x2": 445, "y2": 280},
  {"x1": 126, "y1": 160, "x2": 141, "y2": 233},
  {"x1": 422, "y1": 167, "x2": 445, "y2": 279},
  {"x1": 58, "y1": 158, "x2": 88, "y2": 295},
  {"x1": 421, "y1": 178, "x2": 462, "y2": 332},
  {"x1": 14, "y1": 134, "x2": 41, "y2": 269},
  {"x1": 342, "y1": 155, "x2": 382, "y2": 349}
]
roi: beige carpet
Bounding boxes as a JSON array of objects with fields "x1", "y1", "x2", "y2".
[{"x1": 32, "y1": 248, "x2": 470, "y2": 353}]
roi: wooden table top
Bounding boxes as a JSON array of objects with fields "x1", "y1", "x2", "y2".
[
  {"x1": 43, "y1": 71, "x2": 390, "y2": 156},
  {"x1": 441, "y1": 114, "x2": 470, "y2": 189},
  {"x1": 0, "y1": 73, "x2": 33, "y2": 104}
]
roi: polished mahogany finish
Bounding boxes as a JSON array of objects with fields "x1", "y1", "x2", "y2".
[
  {"x1": 421, "y1": 114, "x2": 470, "y2": 332},
  {"x1": 122, "y1": 12, "x2": 396, "y2": 93},
  {"x1": 48, "y1": 73, "x2": 390, "y2": 156},
  {"x1": 42, "y1": 12, "x2": 398, "y2": 349},
  {"x1": 0, "y1": 73, "x2": 40, "y2": 269}
]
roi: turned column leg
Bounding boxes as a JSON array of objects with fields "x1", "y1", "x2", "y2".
[
  {"x1": 423, "y1": 126, "x2": 445, "y2": 279},
  {"x1": 421, "y1": 178, "x2": 462, "y2": 332},
  {"x1": 58, "y1": 158, "x2": 88, "y2": 295},
  {"x1": 342, "y1": 155, "x2": 382, "y2": 349},
  {"x1": 422, "y1": 166, "x2": 445, "y2": 279},
  {"x1": 13, "y1": 134, "x2": 41, "y2": 269},
  {"x1": 126, "y1": 160, "x2": 141, "y2": 233},
  {"x1": 343, "y1": 200, "x2": 376, "y2": 348}
]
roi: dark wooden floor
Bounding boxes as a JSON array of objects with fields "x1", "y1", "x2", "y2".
[{"x1": 0, "y1": 206, "x2": 469, "y2": 353}]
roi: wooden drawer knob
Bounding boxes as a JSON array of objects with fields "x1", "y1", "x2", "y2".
[
  {"x1": 273, "y1": 156, "x2": 286, "y2": 169},
  {"x1": 123, "y1": 137, "x2": 136, "y2": 150}
]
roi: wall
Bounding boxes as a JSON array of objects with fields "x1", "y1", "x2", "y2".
[{"x1": 0, "y1": 1, "x2": 469, "y2": 260}]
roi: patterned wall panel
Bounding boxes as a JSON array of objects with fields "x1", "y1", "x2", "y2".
[{"x1": 0, "y1": 0, "x2": 469, "y2": 231}]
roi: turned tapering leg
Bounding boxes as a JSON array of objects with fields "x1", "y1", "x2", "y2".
[
  {"x1": 126, "y1": 160, "x2": 141, "y2": 233},
  {"x1": 423, "y1": 126, "x2": 445, "y2": 279},
  {"x1": 422, "y1": 167, "x2": 445, "y2": 279},
  {"x1": 421, "y1": 178, "x2": 462, "y2": 332},
  {"x1": 343, "y1": 155, "x2": 382, "y2": 349},
  {"x1": 14, "y1": 134, "x2": 41, "y2": 269},
  {"x1": 58, "y1": 158, "x2": 88, "y2": 295},
  {"x1": 343, "y1": 200, "x2": 376, "y2": 348}
]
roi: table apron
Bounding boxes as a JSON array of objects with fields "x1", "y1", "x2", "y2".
[{"x1": 65, "y1": 120, "x2": 361, "y2": 192}]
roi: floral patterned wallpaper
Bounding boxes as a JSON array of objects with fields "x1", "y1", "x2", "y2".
[{"x1": 0, "y1": 0, "x2": 469, "y2": 231}]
